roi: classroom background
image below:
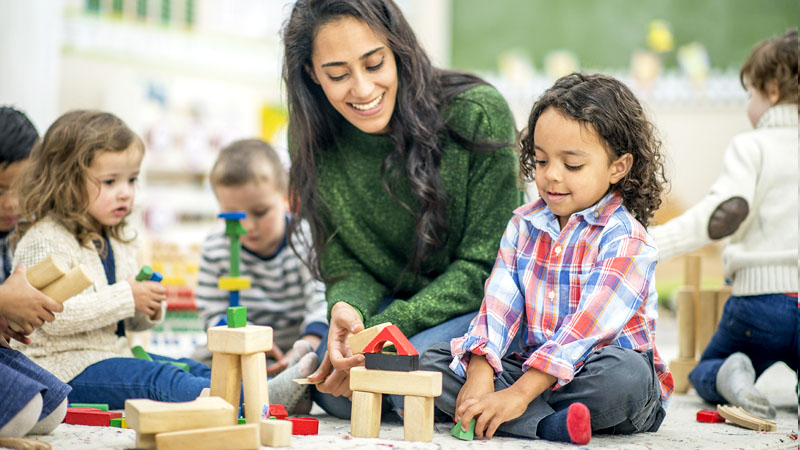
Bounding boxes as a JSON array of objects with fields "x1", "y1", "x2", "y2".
[{"x1": 0, "y1": 0, "x2": 796, "y2": 358}]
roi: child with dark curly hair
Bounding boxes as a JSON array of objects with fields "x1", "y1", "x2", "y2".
[{"x1": 421, "y1": 73, "x2": 672, "y2": 445}]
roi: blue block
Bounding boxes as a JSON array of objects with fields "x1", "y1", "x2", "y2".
[
  {"x1": 149, "y1": 271, "x2": 163, "y2": 282},
  {"x1": 218, "y1": 211, "x2": 246, "y2": 220},
  {"x1": 228, "y1": 290, "x2": 240, "y2": 307}
]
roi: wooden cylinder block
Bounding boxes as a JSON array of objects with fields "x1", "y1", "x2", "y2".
[
  {"x1": 40, "y1": 265, "x2": 93, "y2": 303},
  {"x1": 694, "y1": 290, "x2": 717, "y2": 358},
  {"x1": 26, "y1": 255, "x2": 69, "y2": 289},
  {"x1": 675, "y1": 288, "x2": 695, "y2": 359},
  {"x1": 350, "y1": 391, "x2": 382, "y2": 438}
]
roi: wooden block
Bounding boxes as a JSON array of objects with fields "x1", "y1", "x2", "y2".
[
  {"x1": 155, "y1": 424, "x2": 259, "y2": 450},
  {"x1": 198, "y1": 387, "x2": 211, "y2": 398},
  {"x1": 695, "y1": 290, "x2": 717, "y2": 358},
  {"x1": 350, "y1": 367, "x2": 441, "y2": 397},
  {"x1": 450, "y1": 419, "x2": 475, "y2": 440},
  {"x1": 683, "y1": 254, "x2": 701, "y2": 289},
  {"x1": 218, "y1": 276, "x2": 251, "y2": 291},
  {"x1": 124, "y1": 397, "x2": 235, "y2": 434},
  {"x1": 669, "y1": 357, "x2": 697, "y2": 394},
  {"x1": 0, "y1": 437, "x2": 52, "y2": 450},
  {"x1": 287, "y1": 417, "x2": 318, "y2": 435},
  {"x1": 209, "y1": 353, "x2": 242, "y2": 417},
  {"x1": 226, "y1": 306, "x2": 247, "y2": 328},
  {"x1": 69, "y1": 403, "x2": 108, "y2": 411},
  {"x1": 715, "y1": 287, "x2": 730, "y2": 326},
  {"x1": 207, "y1": 326, "x2": 273, "y2": 355},
  {"x1": 403, "y1": 395, "x2": 434, "y2": 442},
  {"x1": 63, "y1": 409, "x2": 120, "y2": 426},
  {"x1": 27, "y1": 255, "x2": 69, "y2": 289},
  {"x1": 365, "y1": 353, "x2": 419, "y2": 372},
  {"x1": 268, "y1": 404, "x2": 288, "y2": 420},
  {"x1": 40, "y1": 264, "x2": 93, "y2": 303},
  {"x1": 260, "y1": 419, "x2": 292, "y2": 447},
  {"x1": 292, "y1": 377, "x2": 321, "y2": 385},
  {"x1": 675, "y1": 288, "x2": 695, "y2": 359},
  {"x1": 241, "y1": 353, "x2": 269, "y2": 423},
  {"x1": 716, "y1": 405, "x2": 777, "y2": 432},
  {"x1": 362, "y1": 324, "x2": 418, "y2": 356},
  {"x1": 136, "y1": 265, "x2": 154, "y2": 282},
  {"x1": 347, "y1": 322, "x2": 391, "y2": 354},
  {"x1": 136, "y1": 432, "x2": 156, "y2": 449},
  {"x1": 350, "y1": 391, "x2": 381, "y2": 438}
]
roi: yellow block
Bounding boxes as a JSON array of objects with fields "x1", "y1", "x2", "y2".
[
  {"x1": 162, "y1": 276, "x2": 186, "y2": 286},
  {"x1": 218, "y1": 277, "x2": 251, "y2": 291}
]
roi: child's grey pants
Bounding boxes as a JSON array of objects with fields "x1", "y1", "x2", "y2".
[{"x1": 420, "y1": 343, "x2": 666, "y2": 438}]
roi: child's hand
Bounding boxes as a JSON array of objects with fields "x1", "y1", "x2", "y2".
[
  {"x1": 127, "y1": 275, "x2": 166, "y2": 319},
  {"x1": 456, "y1": 388, "x2": 531, "y2": 439},
  {"x1": 0, "y1": 264, "x2": 64, "y2": 335},
  {"x1": 454, "y1": 354, "x2": 495, "y2": 422},
  {"x1": 0, "y1": 317, "x2": 31, "y2": 347},
  {"x1": 266, "y1": 345, "x2": 286, "y2": 375}
]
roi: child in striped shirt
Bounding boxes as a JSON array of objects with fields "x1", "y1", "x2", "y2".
[
  {"x1": 421, "y1": 73, "x2": 672, "y2": 445},
  {"x1": 196, "y1": 139, "x2": 328, "y2": 413}
]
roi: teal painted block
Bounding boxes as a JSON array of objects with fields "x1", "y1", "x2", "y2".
[
  {"x1": 227, "y1": 306, "x2": 247, "y2": 328},
  {"x1": 450, "y1": 419, "x2": 475, "y2": 440},
  {"x1": 135, "y1": 265, "x2": 154, "y2": 281}
]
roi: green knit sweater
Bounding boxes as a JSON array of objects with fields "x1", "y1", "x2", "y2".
[{"x1": 317, "y1": 84, "x2": 522, "y2": 337}]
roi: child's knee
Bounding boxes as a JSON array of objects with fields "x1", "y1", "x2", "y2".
[{"x1": 419, "y1": 342, "x2": 452, "y2": 371}]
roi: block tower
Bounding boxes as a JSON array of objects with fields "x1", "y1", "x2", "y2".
[{"x1": 217, "y1": 212, "x2": 250, "y2": 309}]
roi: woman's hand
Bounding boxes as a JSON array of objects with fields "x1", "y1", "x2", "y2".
[
  {"x1": 307, "y1": 302, "x2": 365, "y2": 397},
  {"x1": 127, "y1": 275, "x2": 166, "y2": 319},
  {"x1": 0, "y1": 264, "x2": 63, "y2": 335}
]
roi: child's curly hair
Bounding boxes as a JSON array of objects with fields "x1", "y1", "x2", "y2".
[{"x1": 519, "y1": 73, "x2": 668, "y2": 227}]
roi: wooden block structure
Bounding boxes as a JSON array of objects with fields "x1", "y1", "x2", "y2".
[
  {"x1": 0, "y1": 437, "x2": 52, "y2": 450},
  {"x1": 207, "y1": 321, "x2": 273, "y2": 424},
  {"x1": 716, "y1": 405, "x2": 777, "y2": 431},
  {"x1": 9, "y1": 255, "x2": 93, "y2": 332},
  {"x1": 124, "y1": 397, "x2": 237, "y2": 449},
  {"x1": 670, "y1": 254, "x2": 731, "y2": 393}
]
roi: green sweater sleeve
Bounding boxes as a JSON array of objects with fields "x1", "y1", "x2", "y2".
[{"x1": 368, "y1": 88, "x2": 522, "y2": 336}]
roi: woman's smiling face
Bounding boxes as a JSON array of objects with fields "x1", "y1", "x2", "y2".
[{"x1": 308, "y1": 16, "x2": 398, "y2": 134}]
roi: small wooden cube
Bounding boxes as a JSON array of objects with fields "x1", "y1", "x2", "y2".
[
  {"x1": 226, "y1": 306, "x2": 247, "y2": 328},
  {"x1": 260, "y1": 419, "x2": 292, "y2": 447}
]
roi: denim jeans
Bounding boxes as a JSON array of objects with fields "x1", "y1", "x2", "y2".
[
  {"x1": 312, "y1": 310, "x2": 485, "y2": 419},
  {"x1": 68, "y1": 353, "x2": 211, "y2": 410},
  {"x1": 688, "y1": 293, "x2": 798, "y2": 404},
  {"x1": 421, "y1": 343, "x2": 666, "y2": 438}
]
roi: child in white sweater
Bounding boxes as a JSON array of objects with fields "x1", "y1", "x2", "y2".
[
  {"x1": 11, "y1": 110, "x2": 212, "y2": 409},
  {"x1": 650, "y1": 29, "x2": 798, "y2": 419}
]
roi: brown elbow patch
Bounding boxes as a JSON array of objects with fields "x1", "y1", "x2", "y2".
[{"x1": 708, "y1": 196, "x2": 749, "y2": 239}]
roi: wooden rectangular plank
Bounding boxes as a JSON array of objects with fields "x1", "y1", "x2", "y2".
[
  {"x1": 349, "y1": 367, "x2": 441, "y2": 397},
  {"x1": 207, "y1": 325, "x2": 273, "y2": 355},
  {"x1": 124, "y1": 397, "x2": 235, "y2": 434},
  {"x1": 155, "y1": 424, "x2": 259, "y2": 450}
]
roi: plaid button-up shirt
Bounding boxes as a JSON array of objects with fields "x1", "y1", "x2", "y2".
[{"x1": 450, "y1": 192, "x2": 673, "y2": 404}]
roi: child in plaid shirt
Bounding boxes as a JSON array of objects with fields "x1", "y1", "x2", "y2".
[{"x1": 421, "y1": 73, "x2": 672, "y2": 445}]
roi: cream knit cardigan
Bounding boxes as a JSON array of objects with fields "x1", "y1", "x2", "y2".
[
  {"x1": 12, "y1": 216, "x2": 164, "y2": 382},
  {"x1": 650, "y1": 104, "x2": 798, "y2": 296}
]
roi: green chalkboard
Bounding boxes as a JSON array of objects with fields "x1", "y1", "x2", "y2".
[{"x1": 451, "y1": 0, "x2": 798, "y2": 71}]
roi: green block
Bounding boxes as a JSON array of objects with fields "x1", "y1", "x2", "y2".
[
  {"x1": 238, "y1": 417, "x2": 246, "y2": 424},
  {"x1": 227, "y1": 306, "x2": 247, "y2": 328},
  {"x1": 135, "y1": 265, "x2": 154, "y2": 281},
  {"x1": 450, "y1": 419, "x2": 475, "y2": 441},
  {"x1": 131, "y1": 345, "x2": 153, "y2": 361},
  {"x1": 229, "y1": 237, "x2": 242, "y2": 277},
  {"x1": 168, "y1": 361, "x2": 190, "y2": 372},
  {"x1": 70, "y1": 403, "x2": 109, "y2": 412},
  {"x1": 110, "y1": 417, "x2": 124, "y2": 427},
  {"x1": 224, "y1": 220, "x2": 247, "y2": 237}
]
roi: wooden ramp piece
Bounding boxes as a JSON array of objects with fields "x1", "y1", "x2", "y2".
[
  {"x1": 716, "y1": 405, "x2": 777, "y2": 432},
  {"x1": 347, "y1": 322, "x2": 392, "y2": 354}
]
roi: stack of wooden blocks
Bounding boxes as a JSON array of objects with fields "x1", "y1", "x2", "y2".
[
  {"x1": 347, "y1": 323, "x2": 442, "y2": 442},
  {"x1": 670, "y1": 254, "x2": 731, "y2": 393}
]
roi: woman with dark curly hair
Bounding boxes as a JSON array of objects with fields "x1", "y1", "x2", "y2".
[
  {"x1": 421, "y1": 73, "x2": 672, "y2": 444},
  {"x1": 282, "y1": 0, "x2": 522, "y2": 419}
]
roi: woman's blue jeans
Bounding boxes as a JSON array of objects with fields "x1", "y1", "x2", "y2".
[
  {"x1": 688, "y1": 293, "x2": 798, "y2": 403},
  {"x1": 68, "y1": 353, "x2": 211, "y2": 410}
]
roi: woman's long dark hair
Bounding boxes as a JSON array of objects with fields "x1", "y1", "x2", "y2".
[{"x1": 283, "y1": 0, "x2": 498, "y2": 280}]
